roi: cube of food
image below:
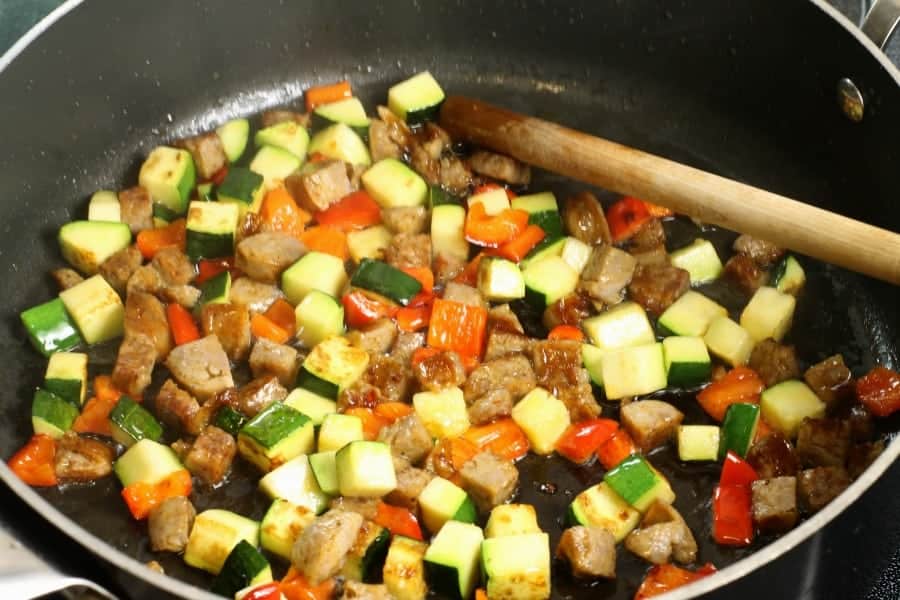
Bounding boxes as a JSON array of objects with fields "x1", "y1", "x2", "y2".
[{"x1": 751, "y1": 476, "x2": 798, "y2": 532}]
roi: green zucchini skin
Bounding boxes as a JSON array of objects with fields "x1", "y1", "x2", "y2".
[
  {"x1": 20, "y1": 298, "x2": 82, "y2": 357},
  {"x1": 210, "y1": 540, "x2": 271, "y2": 597},
  {"x1": 350, "y1": 259, "x2": 423, "y2": 306}
]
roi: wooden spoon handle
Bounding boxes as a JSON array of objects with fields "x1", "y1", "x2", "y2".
[{"x1": 439, "y1": 96, "x2": 900, "y2": 285}]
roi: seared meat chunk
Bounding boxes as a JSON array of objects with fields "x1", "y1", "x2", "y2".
[
  {"x1": 414, "y1": 350, "x2": 466, "y2": 391},
  {"x1": 286, "y1": 160, "x2": 352, "y2": 214},
  {"x1": 124, "y1": 291, "x2": 171, "y2": 360},
  {"x1": 369, "y1": 119, "x2": 404, "y2": 162},
  {"x1": 624, "y1": 501, "x2": 697, "y2": 565},
  {"x1": 261, "y1": 109, "x2": 309, "y2": 128},
  {"x1": 249, "y1": 338, "x2": 300, "y2": 386},
  {"x1": 118, "y1": 186, "x2": 153, "y2": 233},
  {"x1": 229, "y1": 278, "x2": 284, "y2": 314},
  {"x1": 484, "y1": 330, "x2": 534, "y2": 362},
  {"x1": 532, "y1": 339, "x2": 600, "y2": 420},
  {"x1": 340, "y1": 582, "x2": 393, "y2": 600},
  {"x1": 183, "y1": 426, "x2": 236, "y2": 485},
  {"x1": 232, "y1": 375, "x2": 288, "y2": 417},
  {"x1": 381, "y1": 206, "x2": 428, "y2": 235},
  {"x1": 235, "y1": 232, "x2": 305, "y2": 284},
  {"x1": 733, "y1": 234, "x2": 785, "y2": 267},
  {"x1": 627, "y1": 263, "x2": 690, "y2": 315},
  {"x1": 100, "y1": 245, "x2": 143, "y2": 293},
  {"x1": 748, "y1": 339, "x2": 800, "y2": 387},
  {"x1": 488, "y1": 303, "x2": 525, "y2": 334},
  {"x1": 378, "y1": 414, "x2": 433, "y2": 465},
  {"x1": 804, "y1": 354, "x2": 853, "y2": 409},
  {"x1": 467, "y1": 150, "x2": 530, "y2": 185},
  {"x1": 151, "y1": 247, "x2": 195, "y2": 286},
  {"x1": 178, "y1": 132, "x2": 226, "y2": 180},
  {"x1": 437, "y1": 155, "x2": 474, "y2": 195},
  {"x1": 629, "y1": 218, "x2": 666, "y2": 251},
  {"x1": 724, "y1": 254, "x2": 767, "y2": 293},
  {"x1": 166, "y1": 335, "x2": 234, "y2": 399},
  {"x1": 847, "y1": 404, "x2": 874, "y2": 442},
  {"x1": 112, "y1": 334, "x2": 156, "y2": 398},
  {"x1": 390, "y1": 331, "x2": 426, "y2": 366},
  {"x1": 629, "y1": 244, "x2": 670, "y2": 267},
  {"x1": 847, "y1": 440, "x2": 885, "y2": 479},
  {"x1": 159, "y1": 284, "x2": 201, "y2": 309},
  {"x1": 797, "y1": 466, "x2": 851, "y2": 513},
  {"x1": 442, "y1": 281, "x2": 486, "y2": 309},
  {"x1": 579, "y1": 245, "x2": 636, "y2": 305},
  {"x1": 562, "y1": 192, "x2": 611, "y2": 246},
  {"x1": 464, "y1": 354, "x2": 536, "y2": 403},
  {"x1": 126, "y1": 264, "x2": 163, "y2": 297},
  {"x1": 329, "y1": 497, "x2": 379, "y2": 520},
  {"x1": 557, "y1": 526, "x2": 616, "y2": 579},
  {"x1": 156, "y1": 379, "x2": 204, "y2": 435},
  {"x1": 200, "y1": 303, "x2": 251, "y2": 361},
  {"x1": 51, "y1": 268, "x2": 83, "y2": 291},
  {"x1": 796, "y1": 418, "x2": 851, "y2": 467},
  {"x1": 432, "y1": 253, "x2": 466, "y2": 286},
  {"x1": 54, "y1": 432, "x2": 113, "y2": 481},
  {"x1": 384, "y1": 232, "x2": 431, "y2": 269},
  {"x1": 468, "y1": 388, "x2": 514, "y2": 425},
  {"x1": 386, "y1": 459, "x2": 434, "y2": 511},
  {"x1": 459, "y1": 452, "x2": 518, "y2": 513},
  {"x1": 292, "y1": 509, "x2": 363, "y2": 584},
  {"x1": 238, "y1": 211, "x2": 263, "y2": 242},
  {"x1": 746, "y1": 433, "x2": 799, "y2": 479},
  {"x1": 347, "y1": 318, "x2": 398, "y2": 356},
  {"x1": 363, "y1": 355, "x2": 412, "y2": 403},
  {"x1": 543, "y1": 292, "x2": 592, "y2": 330},
  {"x1": 751, "y1": 476, "x2": 798, "y2": 532},
  {"x1": 620, "y1": 400, "x2": 684, "y2": 452},
  {"x1": 417, "y1": 122, "x2": 452, "y2": 159},
  {"x1": 148, "y1": 496, "x2": 196, "y2": 553}
]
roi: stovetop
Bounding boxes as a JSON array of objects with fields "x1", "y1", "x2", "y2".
[{"x1": 1, "y1": 1, "x2": 899, "y2": 599}]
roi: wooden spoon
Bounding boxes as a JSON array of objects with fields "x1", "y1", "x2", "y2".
[{"x1": 439, "y1": 96, "x2": 900, "y2": 285}]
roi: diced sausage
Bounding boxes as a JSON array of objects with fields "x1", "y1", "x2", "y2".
[
  {"x1": 484, "y1": 330, "x2": 534, "y2": 362},
  {"x1": 235, "y1": 233, "x2": 306, "y2": 284},
  {"x1": 124, "y1": 291, "x2": 172, "y2": 361},
  {"x1": 459, "y1": 452, "x2": 519, "y2": 513},
  {"x1": 627, "y1": 263, "x2": 690, "y2": 315},
  {"x1": 100, "y1": 245, "x2": 143, "y2": 293},
  {"x1": 795, "y1": 418, "x2": 851, "y2": 468},
  {"x1": 200, "y1": 303, "x2": 251, "y2": 362},
  {"x1": 159, "y1": 284, "x2": 202, "y2": 309},
  {"x1": 369, "y1": 119, "x2": 404, "y2": 162},
  {"x1": 723, "y1": 254, "x2": 767, "y2": 293},
  {"x1": 467, "y1": 150, "x2": 530, "y2": 185},
  {"x1": 261, "y1": 109, "x2": 310, "y2": 128},
  {"x1": 165, "y1": 335, "x2": 235, "y2": 399},
  {"x1": 286, "y1": 160, "x2": 352, "y2": 214},
  {"x1": 112, "y1": 334, "x2": 157, "y2": 398},
  {"x1": 414, "y1": 350, "x2": 466, "y2": 391},
  {"x1": 409, "y1": 144, "x2": 440, "y2": 187},
  {"x1": 340, "y1": 581, "x2": 393, "y2": 600},
  {"x1": 464, "y1": 354, "x2": 536, "y2": 403},
  {"x1": 229, "y1": 278, "x2": 285, "y2": 314},
  {"x1": 797, "y1": 466, "x2": 851, "y2": 513},
  {"x1": 381, "y1": 206, "x2": 428, "y2": 235},
  {"x1": 624, "y1": 502, "x2": 697, "y2": 565},
  {"x1": 53, "y1": 432, "x2": 114, "y2": 481},
  {"x1": 292, "y1": 509, "x2": 363, "y2": 584},
  {"x1": 329, "y1": 497, "x2": 379, "y2": 520},
  {"x1": 542, "y1": 292, "x2": 592, "y2": 330},
  {"x1": 629, "y1": 244, "x2": 670, "y2": 267},
  {"x1": 126, "y1": 264, "x2": 163, "y2": 297},
  {"x1": 384, "y1": 233, "x2": 432, "y2": 270},
  {"x1": 148, "y1": 496, "x2": 196, "y2": 553},
  {"x1": 432, "y1": 252, "x2": 466, "y2": 286},
  {"x1": 804, "y1": 354, "x2": 853, "y2": 409},
  {"x1": 151, "y1": 247, "x2": 195, "y2": 286},
  {"x1": 579, "y1": 245, "x2": 636, "y2": 305},
  {"x1": 562, "y1": 192, "x2": 612, "y2": 246},
  {"x1": 746, "y1": 433, "x2": 799, "y2": 479},
  {"x1": 386, "y1": 460, "x2": 434, "y2": 511},
  {"x1": 249, "y1": 338, "x2": 301, "y2": 387},
  {"x1": 629, "y1": 218, "x2": 666, "y2": 251},
  {"x1": 620, "y1": 400, "x2": 684, "y2": 452},
  {"x1": 750, "y1": 476, "x2": 798, "y2": 533},
  {"x1": 438, "y1": 156, "x2": 474, "y2": 196},
  {"x1": 51, "y1": 268, "x2": 84, "y2": 291},
  {"x1": 847, "y1": 440, "x2": 885, "y2": 479},
  {"x1": 557, "y1": 526, "x2": 616, "y2": 579},
  {"x1": 390, "y1": 331, "x2": 426, "y2": 366},
  {"x1": 442, "y1": 281, "x2": 486, "y2": 309},
  {"x1": 118, "y1": 186, "x2": 153, "y2": 233},
  {"x1": 183, "y1": 426, "x2": 236, "y2": 485},
  {"x1": 748, "y1": 339, "x2": 801, "y2": 388},
  {"x1": 363, "y1": 355, "x2": 413, "y2": 404},
  {"x1": 847, "y1": 404, "x2": 874, "y2": 442},
  {"x1": 378, "y1": 414, "x2": 433, "y2": 465},
  {"x1": 488, "y1": 304, "x2": 525, "y2": 334},
  {"x1": 372, "y1": 106, "x2": 412, "y2": 153},
  {"x1": 416, "y1": 122, "x2": 451, "y2": 160},
  {"x1": 178, "y1": 132, "x2": 226, "y2": 180},
  {"x1": 155, "y1": 379, "x2": 204, "y2": 435},
  {"x1": 733, "y1": 234, "x2": 785, "y2": 267},
  {"x1": 347, "y1": 318, "x2": 398, "y2": 356},
  {"x1": 467, "y1": 388, "x2": 514, "y2": 425},
  {"x1": 532, "y1": 339, "x2": 600, "y2": 420},
  {"x1": 238, "y1": 211, "x2": 264, "y2": 243},
  {"x1": 231, "y1": 375, "x2": 288, "y2": 418}
]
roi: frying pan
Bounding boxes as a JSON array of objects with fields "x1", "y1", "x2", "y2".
[{"x1": 0, "y1": 1, "x2": 898, "y2": 598}]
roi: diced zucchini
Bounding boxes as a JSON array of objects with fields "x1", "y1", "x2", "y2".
[
  {"x1": 467, "y1": 187, "x2": 509, "y2": 216},
  {"x1": 431, "y1": 204, "x2": 469, "y2": 261},
  {"x1": 412, "y1": 387, "x2": 470, "y2": 439},
  {"x1": 237, "y1": 402, "x2": 314, "y2": 471},
  {"x1": 295, "y1": 367, "x2": 340, "y2": 401},
  {"x1": 418, "y1": 477, "x2": 478, "y2": 535},
  {"x1": 759, "y1": 380, "x2": 826, "y2": 439},
  {"x1": 216, "y1": 167, "x2": 265, "y2": 213},
  {"x1": 318, "y1": 413, "x2": 364, "y2": 452},
  {"x1": 153, "y1": 202, "x2": 179, "y2": 225},
  {"x1": 308, "y1": 450, "x2": 339, "y2": 496},
  {"x1": 281, "y1": 251, "x2": 348, "y2": 304},
  {"x1": 43, "y1": 351, "x2": 87, "y2": 407},
  {"x1": 196, "y1": 182, "x2": 215, "y2": 202},
  {"x1": 255, "y1": 121, "x2": 310, "y2": 160},
  {"x1": 109, "y1": 396, "x2": 163, "y2": 447},
  {"x1": 429, "y1": 185, "x2": 461, "y2": 208},
  {"x1": 383, "y1": 536, "x2": 429, "y2": 600},
  {"x1": 258, "y1": 455, "x2": 329, "y2": 514},
  {"x1": 347, "y1": 225, "x2": 393, "y2": 263},
  {"x1": 566, "y1": 482, "x2": 640, "y2": 542},
  {"x1": 113, "y1": 439, "x2": 184, "y2": 488},
  {"x1": 485, "y1": 504, "x2": 541, "y2": 538},
  {"x1": 511, "y1": 387, "x2": 570, "y2": 454},
  {"x1": 676, "y1": 425, "x2": 720, "y2": 462},
  {"x1": 477, "y1": 257, "x2": 525, "y2": 301},
  {"x1": 20, "y1": 298, "x2": 82, "y2": 356},
  {"x1": 519, "y1": 236, "x2": 565, "y2": 270},
  {"x1": 58, "y1": 220, "x2": 131, "y2": 275},
  {"x1": 138, "y1": 146, "x2": 196, "y2": 214},
  {"x1": 362, "y1": 158, "x2": 427, "y2": 208},
  {"x1": 600, "y1": 343, "x2": 668, "y2": 400},
  {"x1": 581, "y1": 343, "x2": 606, "y2": 387},
  {"x1": 423, "y1": 521, "x2": 483, "y2": 600},
  {"x1": 186, "y1": 200, "x2": 240, "y2": 261},
  {"x1": 522, "y1": 255, "x2": 579, "y2": 307},
  {"x1": 669, "y1": 239, "x2": 723, "y2": 285},
  {"x1": 771, "y1": 255, "x2": 805, "y2": 295},
  {"x1": 250, "y1": 145, "x2": 302, "y2": 186},
  {"x1": 58, "y1": 275, "x2": 124, "y2": 344},
  {"x1": 259, "y1": 498, "x2": 316, "y2": 560},
  {"x1": 295, "y1": 290, "x2": 344, "y2": 348},
  {"x1": 283, "y1": 387, "x2": 336, "y2": 425},
  {"x1": 216, "y1": 118, "x2": 251, "y2": 163},
  {"x1": 512, "y1": 192, "x2": 563, "y2": 239},
  {"x1": 658, "y1": 291, "x2": 728, "y2": 337},
  {"x1": 31, "y1": 389, "x2": 79, "y2": 439},
  {"x1": 351, "y1": 259, "x2": 423, "y2": 306},
  {"x1": 481, "y1": 533, "x2": 551, "y2": 600},
  {"x1": 740, "y1": 286, "x2": 796, "y2": 343},
  {"x1": 184, "y1": 509, "x2": 260, "y2": 575},
  {"x1": 313, "y1": 97, "x2": 370, "y2": 140},
  {"x1": 662, "y1": 336, "x2": 712, "y2": 387},
  {"x1": 210, "y1": 540, "x2": 272, "y2": 598},
  {"x1": 583, "y1": 302, "x2": 656, "y2": 351},
  {"x1": 213, "y1": 405, "x2": 248, "y2": 436},
  {"x1": 603, "y1": 455, "x2": 675, "y2": 512},
  {"x1": 388, "y1": 71, "x2": 445, "y2": 126},
  {"x1": 719, "y1": 402, "x2": 760, "y2": 459},
  {"x1": 335, "y1": 440, "x2": 397, "y2": 497},
  {"x1": 342, "y1": 520, "x2": 391, "y2": 583},
  {"x1": 308, "y1": 123, "x2": 371, "y2": 166},
  {"x1": 197, "y1": 271, "x2": 232, "y2": 306},
  {"x1": 87, "y1": 190, "x2": 121, "y2": 222},
  {"x1": 560, "y1": 237, "x2": 592, "y2": 274},
  {"x1": 300, "y1": 336, "x2": 370, "y2": 399},
  {"x1": 703, "y1": 316, "x2": 755, "y2": 367}
]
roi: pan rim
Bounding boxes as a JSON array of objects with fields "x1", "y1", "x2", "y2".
[{"x1": 0, "y1": 1, "x2": 897, "y2": 599}]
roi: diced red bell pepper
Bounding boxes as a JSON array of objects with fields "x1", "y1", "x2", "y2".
[
  {"x1": 373, "y1": 402, "x2": 413, "y2": 423},
  {"x1": 696, "y1": 366, "x2": 765, "y2": 422},
  {"x1": 251, "y1": 313, "x2": 291, "y2": 345},
  {"x1": 300, "y1": 226, "x2": 348, "y2": 261},
  {"x1": 304, "y1": 80, "x2": 352, "y2": 112},
  {"x1": 8, "y1": 434, "x2": 57, "y2": 487},
  {"x1": 429, "y1": 437, "x2": 481, "y2": 486},
  {"x1": 454, "y1": 252, "x2": 487, "y2": 286},
  {"x1": 462, "y1": 418, "x2": 530, "y2": 461},
  {"x1": 713, "y1": 484, "x2": 754, "y2": 546},
  {"x1": 343, "y1": 407, "x2": 390, "y2": 441},
  {"x1": 264, "y1": 298, "x2": 297, "y2": 337},
  {"x1": 195, "y1": 257, "x2": 238, "y2": 285},
  {"x1": 261, "y1": 186, "x2": 311, "y2": 239},
  {"x1": 72, "y1": 395, "x2": 115, "y2": 436},
  {"x1": 399, "y1": 267, "x2": 435, "y2": 294},
  {"x1": 547, "y1": 324, "x2": 585, "y2": 342},
  {"x1": 121, "y1": 469, "x2": 192, "y2": 520},
  {"x1": 719, "y1": 450, "x2": 759, "y2": 487},
  {"x1": 426, "y1": 298, "x2": 488, "y2": 359},
  {"x1": 556, "y1": 418, "x2": 619, "y2": 464},
  {"x1": 342, "y1": 290, "x2": 398, "y2": 328},
  {"x1": 374, "y1": 501, "x2": 424, "y2": 540},
  {"x1": 136, "y1": 219, "x2": 186, "y2": 259},
  {"x1": 464, "y1": 203, "x2": 529, "y2": 247},
  {"x1": 607, "y1": 197, "x2": 652, "y2": 243},
  {"x1": 166, "y1": 303, "x2": 201, "y2": 346},
  {"x1": 241, "y1": 582, "x2": 281, "y2": 600},
  {"x1": 856, "y1": 366, "x2": 900, "y2": 417},
  {"x1": 281, "y1": 568, "x2": 336, "y2": 600},
  {"x1": 596, "y1": 428, "x2": 638, "y2": 470},
  {"x1": 473, "y1": 182, "x2": 517, "y2": 201},
  {"x1": 634, "y1": 563, "x2": 717, "y2": 599},
  {"x1": 493, "y1": 224, "x2": 545, "y2": 263},
  {"x1": 209, "y1": 165, "x2": 229, "y2": 186},
  {"x1": 396, "y1": 302, "x2": 433, "y2": 332},
  {"x1": 314, "y1": 190, "x2": 382, "y2": 231}
]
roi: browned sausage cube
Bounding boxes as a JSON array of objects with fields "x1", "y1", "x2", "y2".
[
  {"x1": 459, "y1": 452, "x2": 519, "y2": 513},
  {"x1": 390, "y1": 331, "x2": 426, "y2": 366},
  {"x1": 542, "y1": 293, "x2": 592, "y2": 330},
  {"x1": 286, "y1": 160, "x2": 352, "y2": 214},
  {"x1": 201, "y1": 303, "x2": 251, "y2": 362},
  {"x1": 112, "y1": 333, "x2": 157, "y2": 398},
  {"x1": 804, "y1": 354, "x2": 853, "y2": 409},
  {"x1": 229, "y1": 278, "x2": 284, "y2": 314},
  {"x1": 51, "y1": 268, "x2": 83, "y2": 291},
  {"x1": 178, "y1": 132, "x2": 226, "y2": 180},
  {"x1": 232, "y1": 375, "x2": 288, "y2": 418},
  {"x1": 432, "y1": 253, "x2": 466, "y2": 287},
  {"x1": 748, "y1": 339, "x2": 801, "y2": 388},
  {"x1": 442, "y1": 281, "x2": 486, "y2": 309},
  {"x1": 151, "y1": 247, "x2": 195, "y2": 286},
  {"x1": 155, "y1": 379, "x2": 204, "y2": 435},
  {"x1": 579, "y1": 245, "x2": 636, "y2": 306},
  {"x1": 165, "y1": 335, "x2": 235, "y2": 400},
  {"x1": 797, "y1": 467, "x2": 851, "y2": 513},
  {"x1": 118, "y1": 186, "x2": 153, "y2": 233},
  {"x1": 629, "y1": 218, "x2": 666, "y2": 251},
  {"x1": 723, "y1": 254, "x2": 767, "y2": 293},
  {"x1": 126, "y1": 264, "x2": 163, "y2": 297},
  {"x1": 795, "y1": 418, "x2": 851, "y2": 468},
  {"x1": 465, "y1": 354, "x2": 535, "y2": 402},
  {"x1": 100, "y1": 245, "x2": 143, "y2": 293},
  {"x1": 629, "y1": 244, "x2": 670, "y2": 267},
  {"x1": 148, "y1": 496, "x2": 196, "y2": 553},
  {"x1": 562, "y1": 191, "x2": 611, "y2": 246},
  {"x1": 751, "y1": 476, "x2": 798, "y2": 532},
  {"x1": 347, "y1": 318, "x2": 398, "y2": 356},
  {"x1": 261, "y1": 109, "x2": 309, "y2": 128},
  {"x1": 124, "y1": 291, "x2": 172, "y2": 361},
  {"x1": 620, "y1": 400, "x2": 684, "y2": 452},
  {"x1": 329, "y1": 497, "x2": 379, "y2": 520},
  {"x1": 484, "y1": 330, "x2": 534, "y2": 362},
  {"x1": 183, "y1": 426, "x2": 236, "y2": 485},
  {"x1": 557, "y1": 526, "x2": 616, "y2": 579},
  {"x1": 292, "y1": 509, "x2": 363, "y2": 584},
  {"x1": 340, "y1": 582, "x2": 393, "y2": 600},
  {"x1": 378, "y1": 414, "x2": 433, "y2": 465},
  {"x1": 384, "y1": 232, "x2": 432, "y2": 269},
  {"x1": 362, "y1": 355, "x2": 412, "y2": 404},
  {"x1": 235, "y1": 232, "x2": 305, "y2": 284},
  {"x1": 467, "y1": 150, "x2": 530, "y2": 185},
  {"x1": 414, "y1": 350, "x2": 466, "y2": 392},
  {"x1": 381, "y1": 206, "x2": 428, "y2": 235},
  {"x1": 627, "y1": 263, "x2": 690, "y2": 315},
  {"x1": 54, "y1": 432, "x2": 114, "y2": 482},
  {"x1": 249, "y1": 338, "x2": 301, "y2": 387},
  {"x1": 385, "y1": 461, "x2": 434, "y2": 511},
  {"x1": 733, "y1": 234, "x2": 785, "y2": 267},
  {"x1": 467, "y1": 389, "x2": 514, "y2": 425},
  {"x1": 624, "y1": 501, "x2": 697, "y2": 565},
  {"x1": 746, "y1": 433, "x2": 799, "y2": 479}
]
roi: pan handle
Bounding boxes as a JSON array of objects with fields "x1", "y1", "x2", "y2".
[{"x1": 861, "y1": 0, "x2": 900, "y2": 49}]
